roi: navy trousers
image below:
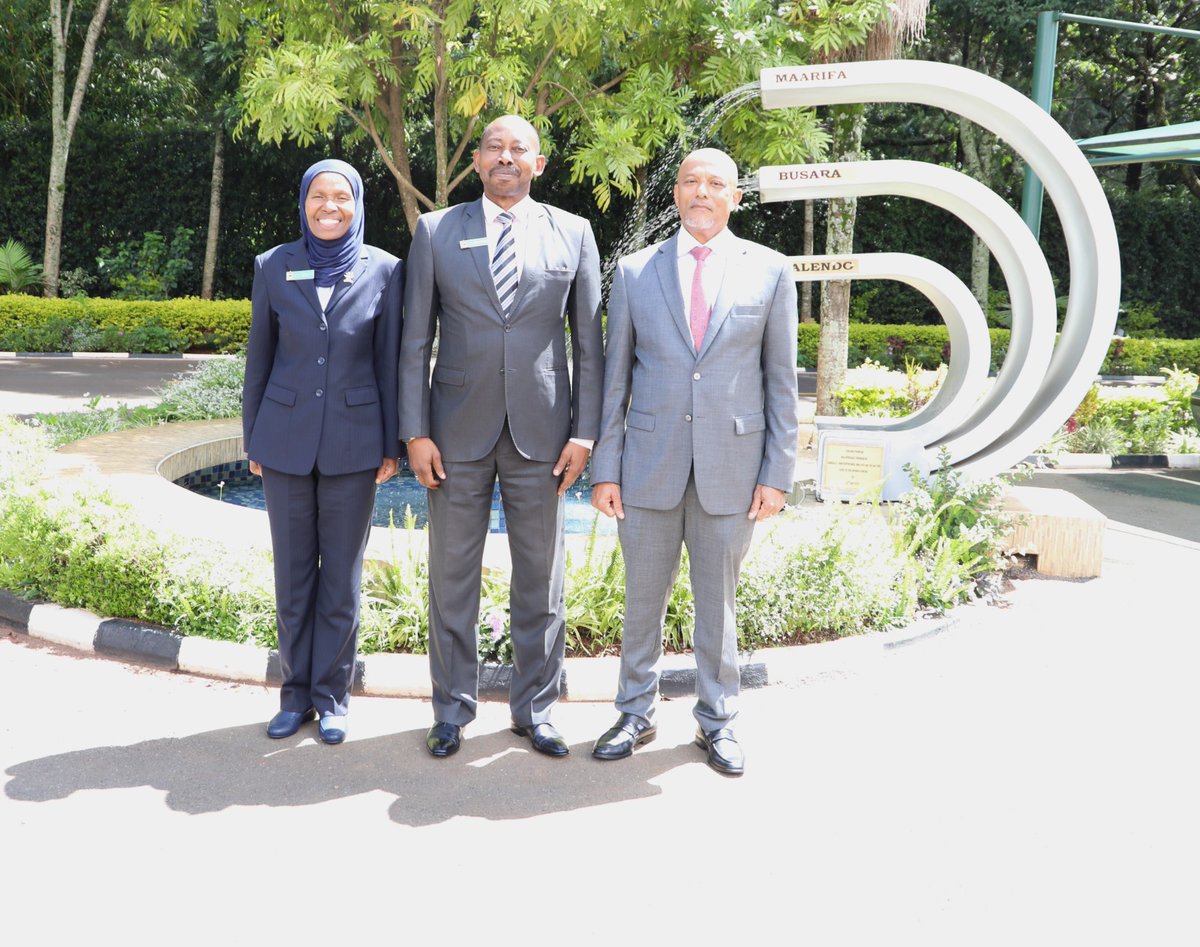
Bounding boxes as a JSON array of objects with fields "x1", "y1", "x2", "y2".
[{"x1": 261, "y1": 464, "x2": 377, "y2": 717}]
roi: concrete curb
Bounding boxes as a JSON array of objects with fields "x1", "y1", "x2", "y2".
[
  {"x1": 0, "y1": 587, "x2": 955, "y2": 700},
  {"x1": 1028, "y1": 453, "x2": 1200, "y2": 471}
]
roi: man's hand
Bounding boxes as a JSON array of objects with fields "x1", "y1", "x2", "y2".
[
  {"x1": 375, "y1": 457, "x2": 398, "y2": 484},
  {"x1": 748, "y1": 484, "x2": 787, "y2": 521},
  {"x1": 249, "y1": 460, "x2": 262, "y2": 477},
  {"x1": 407, "y1": 437, "x2": 446, "y2": 489},
  {"x1": 554, "y1": 441, "x2": 591, "y2": 496},
  {"x1": 591, "y1": 482, "x2": 625, "y2": 520}
]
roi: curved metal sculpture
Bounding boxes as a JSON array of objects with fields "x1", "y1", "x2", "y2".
[{"x1": 759, "y1": 60, "x2": 1121, "y2": 481}]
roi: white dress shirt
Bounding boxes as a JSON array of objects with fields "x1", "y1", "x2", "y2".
[
  {"x1": 481, "y1": 194, "x2": 536, "y2": 282},
  {"x1": 676, "y1": 226, "x2": 734, "y2": 349}
]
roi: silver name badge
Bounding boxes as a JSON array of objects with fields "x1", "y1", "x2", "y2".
[
  {"x1": 286, "y1": 269, "x2": 316, "y2": 281},
  {"x1": 459, "y1": 237, "x2": 489, "y2": 249}
]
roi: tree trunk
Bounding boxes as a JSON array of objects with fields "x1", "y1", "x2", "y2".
[
  {"x1": 958, "y1": 116, "x2": 992, "y2": 311},
  {"x1": 43, "y1": 0, "x2": 113, "y2": 298},
  {"x1": 815, "y1": 104, "x2": 865, "y2": 416},
  {"x1": 201, "y1": 126, "x2": 224, "y2": 300},
  {"x1": 800, "y1": 199, "x2": 815, "y2": 323},
  {"x1": 631, "y1": 165, "x2": 649, "y2": 252}
]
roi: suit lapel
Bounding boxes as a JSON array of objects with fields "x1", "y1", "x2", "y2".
[
  {"x1": 653, "y1": 234, "x2": 694, "y2": 354},
  {"x1": 695, "y1": 236, "x2": 746, "y2": 360},
  {"x1": 464, "y1": 199, "x2": 504, "y2": 319},
  {"x1": 284, "y1": 245, "x2": 324, "y2": 323},
  {"x1": 324, "y1": 248, "x2": 370, "y2": 316}
]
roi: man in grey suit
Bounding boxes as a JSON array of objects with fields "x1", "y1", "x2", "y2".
[
  {"x1": 589, "y1": 148, "x2": 799, "y2": 776},
  {"x1": 400, "y1": 115, "x2": 604, "y2": 758}
]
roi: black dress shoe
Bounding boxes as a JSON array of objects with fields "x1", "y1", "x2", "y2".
[
  {"x1": 425, "y1": 722, "x2": 462, "y2": 758},
  {"x1": 592, "y1": 713, "x2": 657, "y2": 760},
  {"x1": 510, "y1": 721, "x2": 569, "y2": 757},
  {"x1": 695, "y1": 727, "x2": 744, "y2": 776},
  {"x1": 266, "y1": 707, "x2": 316, "y2": 739}
]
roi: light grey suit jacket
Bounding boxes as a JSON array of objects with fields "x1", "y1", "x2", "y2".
[
  {"x1": 399, "y1": 198, "x2": 604, "y2": 463},
  {"x1": 592, "y1": 230, "x2": 799, "y2": 516}
]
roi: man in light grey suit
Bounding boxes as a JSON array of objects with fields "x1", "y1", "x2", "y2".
[
  {"x1": 589, "y1": 148, "x2": 799, "y2": 776},
  {"x1": 400, "y1": 115, "x2": 604, "y2": 759}
]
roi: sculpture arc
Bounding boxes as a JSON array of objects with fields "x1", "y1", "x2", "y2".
[{"x1": 761, "y1": 60, "x2": 1121, "y2": 479}]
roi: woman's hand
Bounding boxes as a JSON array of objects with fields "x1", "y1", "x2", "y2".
[
  {"x1": 375, "y1": 457, "x2": 398, "y2": 484},
  {"x1": 249, "y1": 460, "x2": 263, "y2": 477}
]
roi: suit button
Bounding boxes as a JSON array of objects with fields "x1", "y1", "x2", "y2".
[
  {"x1": 504, "y1": 325, "x2": 512, "y2": 333},
  {"x1": 693, "y1": 372, "x2": 701, "y2": 380},
  {"x1": 319, "y1": 324, "x2": 326, "y2": 331},
  {"x1": 685, "y1": 414, "x2": 692, "y2": 422},
  {"x1": 315, "y1": 389, "x2": 324, "y2": 398},
  {"x1": 317, "y1": 357, "x2": 326, "y2": 366}
]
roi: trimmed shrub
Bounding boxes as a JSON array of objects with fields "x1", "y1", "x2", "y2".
[
  {"x1": 0, "y1": 295, "x2": 251, "y2": 352},
  {"x1": 798, "y1": 323, "x2": 1200, "y2": 375}
]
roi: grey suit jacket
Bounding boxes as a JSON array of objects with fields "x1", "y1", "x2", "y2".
[
  {"x1": 243, "y1": 240, "x2": 403, "y2": 476},
  {"x1": 591, "y1": 230, "x2": 799, "y2": 516},
  {"x1": 399, "y1": 198, "x2": 604, "y2": 463}
]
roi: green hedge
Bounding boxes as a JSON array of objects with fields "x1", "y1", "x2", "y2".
[
  {"x1": 0, "y1": 295, "x2": 250, "y2": 352},
  {"x1": 798, "y1": 324, "x2": 1200, "y2": 375}
]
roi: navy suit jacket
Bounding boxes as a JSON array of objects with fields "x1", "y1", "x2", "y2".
[{"x1": 243, "y1": 240, "x2": 403, "y2": 476}]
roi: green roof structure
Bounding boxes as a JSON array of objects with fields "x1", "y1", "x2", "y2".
[{"x1": 1075, "y1": 122, "x2": 1200, "y2": 167}]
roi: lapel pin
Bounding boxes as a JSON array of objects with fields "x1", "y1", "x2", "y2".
[{"x1": 343, "y1": 270, "x2": 356, "y2": 284}]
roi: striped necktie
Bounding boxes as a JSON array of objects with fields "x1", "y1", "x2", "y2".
[{"x1": 491, "y1": 210, "x2": 518, "y2": 317}]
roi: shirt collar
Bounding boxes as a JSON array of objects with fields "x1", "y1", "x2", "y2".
[
  {"x1": 482, "y1": 194, "x2": 537, "y2": 224},
  {"x1": 677, "y1": 225, "x2": 734, "y2": 258}
]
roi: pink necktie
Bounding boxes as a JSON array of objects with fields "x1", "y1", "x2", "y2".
[{"x1": 688, "y1": 245, "x2": 713, "y2": 353}]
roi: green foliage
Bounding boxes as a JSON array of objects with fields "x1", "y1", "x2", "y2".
[
  {"x1": 360, "y1": 510, "x2": 431, "y2": 654},
  {"x1": 1102, "y1": 337, "x2": 1200, "y2": 376},
  {"x1": 894, "y1": 449, "x2": 1015, "y2": 610},
  {"x1": 0, "y1": 238, "x2": 44, "y2": 294},
  {"x1": 0, "y1": 295, "x2": 251, "y2": 352},
  {"x1": 97, "y1": 227, "x2": 196, "y2": 300},
  {"x1": 836, "y1": 358, "x2": 944, "y2": 418},
  {"x1": 737, "y1": 511, "x2": 911, "y2": 646},
  {"x1": 798, "y1": 323, "x2": 1010, "y2": 372},
  {"x1": 1068, "y1": 417, "x2": 1123, "y2": 456},
  {"x1": 155, "y1": 354, "x2": 246, "y2": 420},
  {"x1": 0, "y1": 416, "x2": 275, "y2": 641},
  {"x1": 563, "y1": 519, "x2": 627, "y2": 655}
]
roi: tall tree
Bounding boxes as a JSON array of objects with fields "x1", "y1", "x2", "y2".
[
  {"x1": 130, "y1": 0, "x2": 711, "y2": 234},
  {"x1": 43, "y1": 0, "x2": 114, "y2": 297}
]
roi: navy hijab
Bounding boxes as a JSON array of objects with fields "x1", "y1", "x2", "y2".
[{"x1": 299, "y1": 159, "x2": 365, "y2": 288}]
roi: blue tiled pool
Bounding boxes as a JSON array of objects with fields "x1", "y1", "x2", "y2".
[{"x1": 177, "y1": 460, "x2": 614, "y2": 535}]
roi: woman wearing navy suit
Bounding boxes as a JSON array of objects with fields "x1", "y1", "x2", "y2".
[{"x1": 243, "y1": 159, "x2": 403, "y2": 745}]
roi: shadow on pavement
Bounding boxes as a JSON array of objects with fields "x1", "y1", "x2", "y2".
[{"x1": 4, "y1": 724, "x2": 698, "y2": 826}]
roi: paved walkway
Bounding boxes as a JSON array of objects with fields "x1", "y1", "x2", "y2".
[{"x1": 2, "y1": 519, "x2": 1196, "y2": 943}]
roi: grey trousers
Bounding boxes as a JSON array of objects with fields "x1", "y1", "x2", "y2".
[
  {"x1": 616, "y1": 475, "x2": 755, "y2": 731},
  {"x1": 426, "y1": 423, "x2": 567, "y2": 727}
]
